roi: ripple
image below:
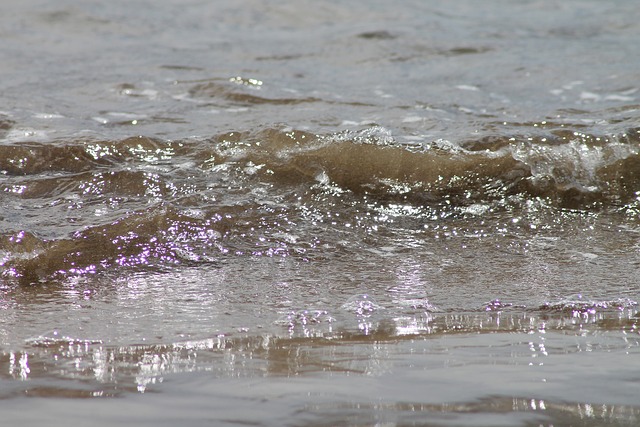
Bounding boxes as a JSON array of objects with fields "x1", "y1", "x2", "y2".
[
  {"x1": 275, "y1": 309, "x2": 335, "y2": 329},
  {"x1": 341, "y1": 294, "x2": 383, "y2": 316},
  {"x1": 25, "y1": 331, "x2": 103, "y2": 348},
  {"x1": 540, "y1": 296, "x2": 638, "y2": 316}
]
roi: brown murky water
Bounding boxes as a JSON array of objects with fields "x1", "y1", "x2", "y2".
[{"x1": 1, "y1": 0, "x2": 640, "y2": 425}]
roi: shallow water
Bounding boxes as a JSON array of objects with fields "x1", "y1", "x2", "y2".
[{"x1": 2, "y1": 0, "x2": 640, "y2": 425}]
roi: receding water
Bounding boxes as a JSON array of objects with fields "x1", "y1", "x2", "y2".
[{"x1": 2, "y1": 0, "x2": 640, "y2": 426}]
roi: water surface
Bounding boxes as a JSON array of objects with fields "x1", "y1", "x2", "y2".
[{"x1": 1, "y1": 0, "x2": 640, "y2": 425}]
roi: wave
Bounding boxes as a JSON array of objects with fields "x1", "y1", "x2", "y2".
[
  {"x1": 1, "y1": 125, "x2": 639, "y2": 284},
  {"x1": 2, "y1": 127, "x2": 639, "y2": 205},
  {"x1": 187, "y1": 77, "x2": 320, "y2": 106}
]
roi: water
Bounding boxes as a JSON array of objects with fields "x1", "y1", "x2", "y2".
[{"x1": 1, "y1": 0, "x2": 640, "y2": 425}]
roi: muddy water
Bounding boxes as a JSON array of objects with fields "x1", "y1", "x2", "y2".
[{"x1": 1, "y1": 0, "x2": 640, "y2": 425}]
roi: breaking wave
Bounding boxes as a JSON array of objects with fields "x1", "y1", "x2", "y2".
[{"x1": 1, "y1": 125, "x2": 640, "y2": 284}]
